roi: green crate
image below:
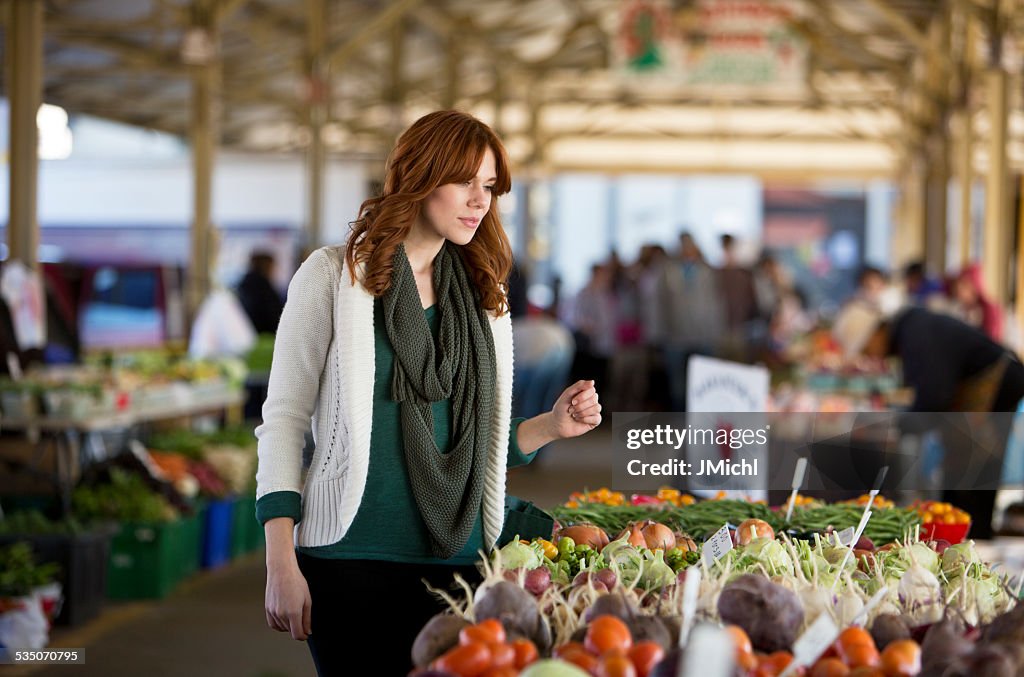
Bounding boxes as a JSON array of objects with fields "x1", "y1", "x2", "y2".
[
  {"x1": 244, "y1": 497, "x2": 265, "y2": 552},
  {"x1": 106, "y1": 520, "x2": 186, "y2": 599},
  {"x1": 179, "y1": 506, "x2": 203, "y2": 581},
  {"x1": 230, "y1": 495, "x2": 250, "y2": 558}
]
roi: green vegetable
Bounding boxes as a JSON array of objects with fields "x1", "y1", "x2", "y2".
[
  {"x1": 0, "y1": 542, "x2": 60, "y2": 597},
  {"x1": 639, "y1": 549, "x2": 675, "y2": 589},
  {"x1": 494, "y1": 537, "x2": 544, "y2": 570}
]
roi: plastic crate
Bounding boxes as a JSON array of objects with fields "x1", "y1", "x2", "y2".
[
  {"x1": 106, "y1": 520, "x2": 185, "y2": 600},
  {"x1": 200, "y1": 498, "x2": 235, "y2": 569},
  {"x1": 230, "y1": 495, "x2": 254, "y2": 558},
  {"x1": 178, "y1": 506, "x2": 203, "y2": 581},
  {"x1": 245, "y1": 505, "x2": 266, "y2": 552},
  {"x1": 0, "y1": 529, "x2": 112, "y2": 626}
]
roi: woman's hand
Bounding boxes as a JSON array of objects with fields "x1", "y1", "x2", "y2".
[
  {"x1": 551, "y1": 379, "x2": 602, "y2": 438},
  {"x1": 265, "y1": 560, "x2": 312, "y2": 641}
]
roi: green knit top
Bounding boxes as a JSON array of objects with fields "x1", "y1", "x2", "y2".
[{"x1": 255, "y1": 300, "x2": 535, "y2": 564}]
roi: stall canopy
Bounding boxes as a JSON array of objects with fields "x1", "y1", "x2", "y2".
[{"x1": 4, "y1": 0, "x2": 1020, "y2": 178}]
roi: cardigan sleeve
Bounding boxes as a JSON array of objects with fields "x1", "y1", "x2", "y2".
[
  {"x1": 254, "y1": 248, "x2": 338, "y2": 518},
  {"x1": 506, "y1": 417, "x2": 538, "y2": 468}
]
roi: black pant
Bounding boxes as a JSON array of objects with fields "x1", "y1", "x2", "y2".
[
  {"x1": 296, "y1": 553, "x2": 481, "y2": 676},
  {"x1": 943, "y1": 357, "x2": 1024, "y2": 539}
]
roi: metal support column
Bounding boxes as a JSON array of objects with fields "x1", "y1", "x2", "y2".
[
  {"x1": 982, "y1": 67, "x2": 1009, "y2": 304},
  {"x1": 305, "y1": 0, "x2": 327, "y2": 250},
  {"x1": 186, "y1": 2, "x2": 221, "y2": 320},
  {"x1": 6, "y1": 0, "x2": 44, "y2": 268}
]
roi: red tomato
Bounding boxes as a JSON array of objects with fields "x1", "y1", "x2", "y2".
[
  {"x1": 628, "y1": 641, "x2": 665, "y2": 677},
  {"x1": 460, "y1": 619, "x2": 507, "y2": 645},
  {"x1": 487, "y1": 643, "x2": 516, "y2": 669},
  {"x1": 434, "y1": 643, "x2": 491, "y2": 677},
  {"x1": 511, "y1": 638, "x2": 539, "y2": 668},
  {"x1": 598, "y1": 650, "x2": 638, "y2": 677},
  {"x1": 811, "y1": 657, "x2": 851, "y2": 677},
  {"x1": 560, "y1": 646, "x2": 600, "y2": 673}
]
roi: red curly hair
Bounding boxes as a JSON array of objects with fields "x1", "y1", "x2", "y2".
[{"x1": 344, "y1": 110, "x2": 514, "y2": 315}]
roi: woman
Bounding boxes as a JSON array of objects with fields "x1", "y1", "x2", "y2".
[
  {"x1": 255, "y1": 110, "x2": 602, "y2": 675},
  {"x1": 951, "y1": 263, "x2": 1004, "y2": 343}
]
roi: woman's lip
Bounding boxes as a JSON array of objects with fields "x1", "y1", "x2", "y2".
[{"x1": 459, "y1": 218, "x2": 480, "y2": 227}]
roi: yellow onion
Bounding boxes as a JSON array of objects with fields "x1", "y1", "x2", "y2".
[
  {"x1": 641, "y1": 521, "x2": 676, "y2": 550},
  {"x1": 674, "y1": 533, "x2": 699, "y2": 552},
  {"x1": 614, "y1": 521, "x2": 648, "y2": 548},
  {"x1": 736, "y1": 518, "x2": 774, "y2": 545},
  {"x1": 558, "y1": 524, "x2": 610, "y2": 551}
]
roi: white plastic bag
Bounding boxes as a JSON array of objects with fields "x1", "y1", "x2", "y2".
[
  {"x1": 0, "y1": 595, "x2": 48, "y2": 649},
  {"x1": 189, "y1": 288, "x2": 257, "y2": 359}
]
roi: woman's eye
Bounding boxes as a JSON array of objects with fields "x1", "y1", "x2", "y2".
[{"x1": 485, "y1": 185, "x2": 495, "y2": 192}]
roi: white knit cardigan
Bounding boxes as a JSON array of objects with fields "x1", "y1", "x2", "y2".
[{"x1": 254, "y1": 246, "x2": 514, "y2": 549}]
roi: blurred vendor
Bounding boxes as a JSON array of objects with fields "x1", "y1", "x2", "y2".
[{"x1": 833, "y1": 302, "x2": 1024, "y2": 538}]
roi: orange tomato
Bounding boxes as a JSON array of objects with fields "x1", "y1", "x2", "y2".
[
  {"x1": 628, "y1": 641, "x2": 666, "y2": 677},
  {"x1": 811, "y1": 657, "x2": 851, "y2": 677},
  {"x1": 434, "y1": 642, "x2": 492, "y2": 676},
  {"x1": 560, "y1": 646, "x2": 600, "y2": 672},
  {"x1": 754, "y1": 651, "x2": 797, "y2": 677},
  {"x1": 585, "y1": 615, "x2": 633, "y2": 655},
  {"x1": 510, "y1": 638, "x2": 539, "y2": 668},
  {"x1": 726, "y1": 625, "x2": 754, "y2": 656},
  {"x1": 836, "y1": 628, "x2": 874, "y2": 650},
  {"x1": 840, "y1": 644, "x2": 880, "y2": 669},
  {"x1": 597, "y1": 650, "x2": 638, "y2": 677},
  {"x1": 553, "y1": 642, "x2": 588, "y2": 659},
  {"x1": 879, "y1": 640, "x2": 921, "y2": 677},
  {"x1": 460, "y1": 619, "x2": 506, "y2": 646},
  {"x1": 487, "y1": 643, "x2": 516, "y2": 669}
]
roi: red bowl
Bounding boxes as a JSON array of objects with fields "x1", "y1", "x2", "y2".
[{"x1": 921, "y1": 521, "x2": 971, "y2": 544}]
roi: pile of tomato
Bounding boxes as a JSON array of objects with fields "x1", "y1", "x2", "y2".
[
  {"x1": 428, "y1": 619, "x2": 539, "y2": 676},
  {"x1": 552, "y1": 615, "x2": 665, "y2": 677}
]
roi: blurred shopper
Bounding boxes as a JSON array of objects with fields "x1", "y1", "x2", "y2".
[
  {"x1": 950, "y1": 263, "x2": 1004, "y2": 343},
  {"x1": 512, "y1": 315, "x2": 575, "y2": 422},
  {"x1": 754, "y1": 252, "x2": 812, "y2": 355},
  {"x1": 255, "y1": 111, "x2": 603, "y2": 676},
  {"x1": 833, "y1": 302, "x2": 1024, "y2": 538},
  {"x1": 903, "y1": 260, "x2": 946, "y2": 310},
  {"x1": 657, "y1": 233, "x2": 723, "y2": 410},
  {"x1": 633, "y1": 244, "x2": 670, "y2": 408},
  {"x1": 236, "y1": 250, "x2": 285, "y2": 334},
  {"x1": 717, "y1": 233, "x2": 757, "y2": 361},
  {"x1": 570, "y1": 263, "x2": 617, "y2": 389},
  {"x1": 853, "y1": 264, "x2": 904, "y2": 315}
]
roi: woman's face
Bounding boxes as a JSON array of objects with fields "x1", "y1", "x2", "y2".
[
  {"x1": 417, "y1": 147, "x2": 496, "y2": 247},
  {"x1": 954, "y1": 278, "x2": 977, "y2": 304}
]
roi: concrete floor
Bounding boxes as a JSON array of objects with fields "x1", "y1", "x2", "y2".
[{"x1": 9, "y1": 428, "x2": 615, "y2": 677}]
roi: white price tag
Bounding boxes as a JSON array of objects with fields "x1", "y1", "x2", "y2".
[
  {"x1": 834, "y1": 527, "x2": 856, "y2": 547},
  {"x1": 783, "y1": 613, "x2": 840, "y2": 677},
  {"x1": 784, "y1": 458, "x2": 809, "y2": 523},
  {"x1": 679, "y1": 567, "x2": 702, "y2": 648},
  {"x1": 702, "y1": 524, "x2": 733, "y2": 566},
  {"x1": 681, "y1": 625, "x2": 735, "y2": 677},
  {"x1": 851, "y1": 587, "x2": 889, "y2": 627}
]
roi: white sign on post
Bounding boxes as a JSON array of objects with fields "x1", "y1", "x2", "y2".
[
  {"x1": 686, "y1": 356, "x2": 770, "y2": 500},
  {"x1": 702, "y1": 523, "x2": 734, "y2": 566}
]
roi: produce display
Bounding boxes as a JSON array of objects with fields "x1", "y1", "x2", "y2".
[
  {"x1": 0, "y1": 353, "x2": 244, "y2": 422},
  {"x1": 551, "y1": 497, "x2": 921, "y2": 546},
  {"x1": 406, "y1": 490, "x2": 1021, "y2": 677}
]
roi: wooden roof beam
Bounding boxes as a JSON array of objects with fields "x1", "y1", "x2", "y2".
[{"x1": 326, "y1": 0, "x2": 422, "y2": 72}]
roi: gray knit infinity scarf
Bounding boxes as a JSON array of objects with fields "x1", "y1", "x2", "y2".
[{"x1": 381, "y1": 242, "x2": 496, "y2": 558}]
